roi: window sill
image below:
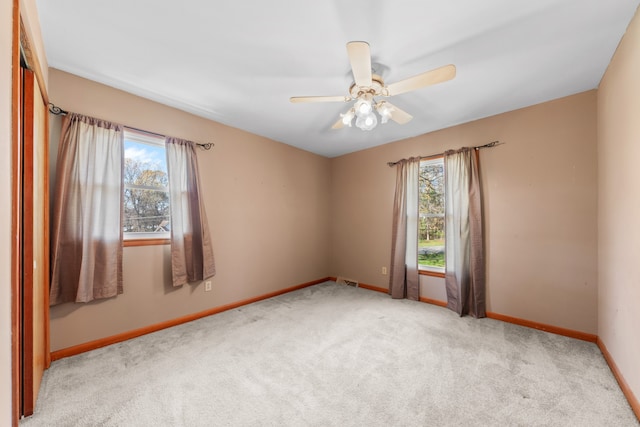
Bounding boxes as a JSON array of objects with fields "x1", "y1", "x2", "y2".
[
  {"x1": 124, "y1": 238, "x2": 170, "y2": 247},
  {"x1": 419, "y1": 269, "x2": 445, "y2": 278}
]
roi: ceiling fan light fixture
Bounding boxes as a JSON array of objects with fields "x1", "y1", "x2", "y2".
[
  {"x1": 355, "y1": 111, "x2": 378, "y2": 131},
  {"x1": 354, "y1": 98, "x2": 373, "y2": 116},
  {"x1": 376, "y1": 101, "x2": 394, "y2": 124},
  {"x1": 340, "y1": 108, "x2": 355, "y2": 126}
]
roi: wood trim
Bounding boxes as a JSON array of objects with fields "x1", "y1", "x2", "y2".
[
  {"x1": 485, "y1": 311, "x2": 597, "y2": 343},
  {"x1": 21, "y1": 68, "x2": 35, "y2": 417},
  {"x1": 43, "y1": 103, "x2": 50, "y2": 369},
  {"x1": 328, "y1": 276, "x2": 389, "y2": 294},
  {"x1": 124, "y1": 238, "x2": 171, "y2": 247},
  {"x1": 383, "y1": 289, "x2": 597, "y2": 343},
  {"x1": 358, "y1": 283, "x2": 388, "y2": 293},
  {"x1": 12, "y1": 7, "x2": 51, "y2": 422},
  {"x1": 50, "y1": 277, "x2": 332, "y2": 361},
  {"x1": 335, "y1": 277, "x2": 597, "y2": 343},
  {"x1": 11, "y1": 1, "x2": 22, "y2": 424},
  {"x1": 421, "y1": 153, "x2": 445, "y2": 162},
  {"x1": 18, "y1": 15, "x2": 47, "y2": 106},
  {"x1": 597, "y1": 337, "x2": 640, "y2": 421},
  {"x1": 419, "y1": 269, "x2": 445, "y2": 278},
  {"x1": 328, "y1": 276, "x2": 390, "y2": 294},
  {"x1": 420, "y1": 297, "x2": 447, "y2": 307}
]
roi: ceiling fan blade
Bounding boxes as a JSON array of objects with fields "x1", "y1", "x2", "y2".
[
  {"x1": 385, "y1": 64, "x2": 456, "y2": 96},
  {"x1": 346, "y1": 41, "x2": 373, "y2": 87},
  {"x1": 384, "y1": 102, "x2": 413, "y2": 124},
  {"x1": 332, "y1": 107, "x2": 355, "y2": 130},
  {"x1": 290, "y1": 95, "x2": 350, "y2": 103},
  {"x1": 331, "y1": 117, "x2": 345, "y2": 129},
  {"x1": 377, "y1": 101, "x2": 413, "y2": 124}
]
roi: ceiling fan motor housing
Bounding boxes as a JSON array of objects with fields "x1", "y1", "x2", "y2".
[{"x1": 349, "y1": 75, "x2": 387, "y2": 100}]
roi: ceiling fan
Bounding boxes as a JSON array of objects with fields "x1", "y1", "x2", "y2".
[{"x1": 290, "y1": 41, "x2": 456, "y2": 131}]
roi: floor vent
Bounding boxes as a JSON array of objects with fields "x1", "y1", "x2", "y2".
[{"x1": 336, "y1": 276, "x2": 359, "y2": 288}]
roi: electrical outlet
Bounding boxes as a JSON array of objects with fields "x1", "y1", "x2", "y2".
[
  {"x1": 382, "y1": 266, "x2": 387, "y2": 275},
  {"x1": 205, "y1": 281, "x2": 212, "y2": 292}
]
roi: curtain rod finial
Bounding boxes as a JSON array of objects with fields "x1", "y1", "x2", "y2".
[
  {"x1": 48, "y1": 102, "x2": 68, "y2": 116},
  {"x1": 197, "y1": 142, "x2": 214, "y2": 150}
]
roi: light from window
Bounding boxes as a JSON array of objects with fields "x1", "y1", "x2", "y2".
[
  {"x1": 419, "y1": 158, "x2": 445, "y2": 270},
  {"x1": 123, "y1": 129, "x2": 170, "y2": 239}
]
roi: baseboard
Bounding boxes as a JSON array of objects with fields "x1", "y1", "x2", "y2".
[
  {"x1": 359, "y1": 283, "x2": 388, "y2": 293},
  {"x1": 485, "y1": 312, "x2": 597, "y2": 343},
  {"x1": 330, "y1": 277, "x2": 597, "y2": 342},
  {"x1": 419, "y1": 296, "x2": 597, "y2": 342},
  {"x1": 50, "y1": 277, "x2": 331, "y2": 361},
  {"x1": 420, "y1": 294, "x2": 598, "y2": 343},
  {"x1": 597, "y1": 337, "x2": 640, "y2": 421},
  {"x1": 420, "y1": 297, "x2": 447, "y2": 307}
]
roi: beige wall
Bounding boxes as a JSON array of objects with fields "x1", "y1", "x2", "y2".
[
  {"x1": 331, "y1": 91, "x2": 598, "y2": 334},
  {"x1": 1, "y1": 0, "x2": 14, "y2": 423},
  {"x1": 48, "y1": 69, "x2": 331, "y2": 351},
  {"x1": 597, "y1": 6, "x2": 640, "y2": 408}
]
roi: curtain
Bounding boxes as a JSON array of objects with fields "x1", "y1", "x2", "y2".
[
  {"x1": 50, "y1": 113, "x2": 124, "y2": 304},
  {"x1": 165, "y1": 137, "x2": 216, "y2": 286},
  {"x1": 444, "y1": 147, "x2": 485, "y2": 317},
  {"x1": 389, "y1": 157, "x2": 421, "y2": 300}
]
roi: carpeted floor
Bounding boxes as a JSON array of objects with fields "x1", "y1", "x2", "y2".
[{"x1": 21, "y1": 281, "x2": 638, "y2": 426}]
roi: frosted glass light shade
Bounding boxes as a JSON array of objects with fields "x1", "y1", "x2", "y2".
[
  {"x1": 355, "y1": 111, "x2": 377, "y2": 131},
  {"x1": 354, "y1": 99, "x2": 373, "y2": 116}
]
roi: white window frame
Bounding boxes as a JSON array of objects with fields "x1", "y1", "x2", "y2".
[
  {"x1": 123, "y1": 129, "x2": 170, "y2": 241},
  {"x1": 419, "y1": 157, "x2": 445, "y2": 274}
]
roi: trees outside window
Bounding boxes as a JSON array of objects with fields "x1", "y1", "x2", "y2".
[
  {"x1": 419, "y1": 157, "x2": 445, "y2": 270},
  {"x1": 123, "y1": 130, "x2": 170, "y2": 239}
]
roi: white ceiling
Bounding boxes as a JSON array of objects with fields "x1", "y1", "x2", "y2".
[{"x1": 35, "y1": 0, "x2": 639, "y2": 158}]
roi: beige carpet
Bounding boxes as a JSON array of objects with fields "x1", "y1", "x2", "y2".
[{"x1": 21, "y1": 281, "x2": 638, "y2": 426}]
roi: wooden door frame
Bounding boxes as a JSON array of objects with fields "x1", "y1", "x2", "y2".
[
  {"x1": 21, "y1": 68, "x2": 36, "y2": 417},
  {"x1": 11, "y1": 1, "x2": 51, "y2": 424},
  {"x1": 11, "y1": 0, "x2": 23, "y2": 424}
]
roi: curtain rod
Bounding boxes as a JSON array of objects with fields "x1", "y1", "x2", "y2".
[
  {"x1": 48, "y1": 103, "x2": 214, "y2": 151},
  {"x1": 386, "y1": 140, "x2": 503, "y2": 167}
]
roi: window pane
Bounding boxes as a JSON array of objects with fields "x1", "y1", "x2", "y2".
[
  {"x1": 418, "y1": 216, "x2": 445, "y2": 268},
  {"x1": 124, "y1": 138, "x2": 168, "y2": 186},
  {"x1": 124, "y1": 188, "x2": 170, "y2": 233},
  {"x1": 123, "y1": 130, "x2": 170, "y2": 237},
  {"x1": 419, "y1": 162, "x2": 444, "y2": 215},
  {"x1": 419, "y1": 158, "x2": 445, "y2": 269}
]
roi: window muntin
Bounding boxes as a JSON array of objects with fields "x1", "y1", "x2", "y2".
[
  {"x1": 123, "y1": 130, "x2": 170, "y2": 240},
  {"x1": 419, "y1": 157, "x2": 445, "y2": 271}
]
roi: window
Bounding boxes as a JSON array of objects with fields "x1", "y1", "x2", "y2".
[
  {"x1": 123, "y1": 129, "x2": 170, "y2": 240},
  {"x1": 419, "y1": 157, "x2": 445, "y2": 272}
]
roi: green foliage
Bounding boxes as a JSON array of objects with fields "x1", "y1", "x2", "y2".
[
  {"x1": 418, "y1": 252, "x2": 445, "y2": 268},
  {"x1": 418, "y1": 160, "x2": 445, "y2": 269}
]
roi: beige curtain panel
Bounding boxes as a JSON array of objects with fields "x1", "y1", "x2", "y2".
[
  {"x1": 444, "y1": 147, "x2": 486, "y2": 317},
  {"x1": 389, "y1": 157, "x2": 421, "y2": 300},
  {"x1": 50, "y1": 113, "x2": 124, "y2": 305},
  {"x1": 165, "y1": 137, "x2": 216, "y2": 287}
]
